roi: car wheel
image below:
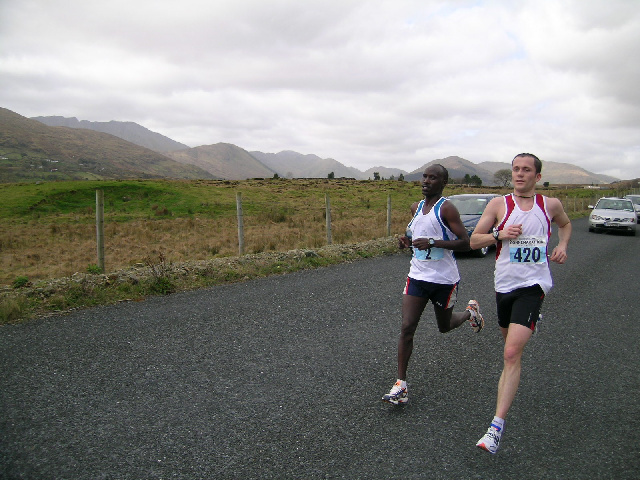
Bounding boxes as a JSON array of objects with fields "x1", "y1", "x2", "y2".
[{"x1": 472, "y1": 245, "x2": 489, "y2": 258}]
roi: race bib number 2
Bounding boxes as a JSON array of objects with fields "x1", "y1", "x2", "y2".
[
  {"x1": 413, "y1": 247, "x2": 444, "y2": 261},
  {"x1": 509, "y1": 236, "x2": 547, "y2": 264}
]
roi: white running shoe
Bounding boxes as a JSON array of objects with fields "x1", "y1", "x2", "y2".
[
  {"x1": 476, "y1": 425, "x2": 502, "y2": 454},
  {"x1": 381, "y1": 380, "x2": 408, "y2": 405},
  {"x1": 466, "y1": 300, "x2": 484, "y2": 333}
]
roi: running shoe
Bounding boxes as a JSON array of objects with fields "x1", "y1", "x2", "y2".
[
  {"x1": 476, "y1": 425, "x2": 502, "y2": 454},
  {"x1": 466, "y1": 300, "x2": 484, "y2": 333},
  {"x1": 381, "y1": 380, "x2": 408, "y2": 405}
]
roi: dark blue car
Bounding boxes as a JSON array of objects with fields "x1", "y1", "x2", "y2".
[{"x1": 447, "y1": 194, "x2": 500, "y2": 257}]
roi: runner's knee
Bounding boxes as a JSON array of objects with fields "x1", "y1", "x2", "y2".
[{"x1": 503, "y1": 344, "x2": 524, "y2": 365}]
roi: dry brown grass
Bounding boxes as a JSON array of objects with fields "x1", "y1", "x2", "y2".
[
  {"x1": 0, "y1": 209, "x2": 405, "y2": 286},
  {"x1": 0, "y1": 177, "x2": 608, "y2": 288}
]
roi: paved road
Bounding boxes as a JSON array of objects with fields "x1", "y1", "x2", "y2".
[{"x1": 1, "y1": 217, "x2": 638, "y2": 479}]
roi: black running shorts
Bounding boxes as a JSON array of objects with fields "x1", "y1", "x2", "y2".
[
  {"x1": 403, "y1": 277, "x2": 458, "y2": 310},
  {"x1": 496, "y1": 284, "x2": 545, "y2": 331}
]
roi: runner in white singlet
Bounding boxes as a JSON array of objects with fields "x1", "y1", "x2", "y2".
[
  {"x1": 381, "y1": 164, "x2": 485, "y2": 406},
  {"x1": 470, "y1": 153, "x2": 572, "y2": 454},
  {"x1": 406, "y1": 196, "x2": 461, "y2": 285},
  {"x1": 493, "y1": 193, "x2": 553, "y2": 294}
]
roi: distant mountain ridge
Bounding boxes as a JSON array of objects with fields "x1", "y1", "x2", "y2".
[
  {"x1": 32, "y1": 116, "x2": 189, "y2": 152},
  {"x1": 167, "y1": 143, "x2": 276, "y2": 180},
  {"x1": 250, "y1": 150, "x2": 365, "y2": 179},
  {"x1": 0, "y1": 108, "x2": 215, "y2": 182},
  {"x1": 404, "y1": 157, "x2": 619, "y2": 185},
  {"x1": 1, "y1": 108, "x2": 622, "y2": 184}
]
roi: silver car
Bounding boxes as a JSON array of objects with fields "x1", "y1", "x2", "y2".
[
  {"x1": 588, "y1": 197, "x2": 636, "y2": 236},
  {"x1": 624, "y1": 194, "x2": 640, "y2": 219},
  {"x1": 447, "y1": 193, "x2": 500, "y2": 257}
]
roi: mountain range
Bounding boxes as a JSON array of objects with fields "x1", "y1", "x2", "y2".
[
  {"x1": 0, "y1": 107, "x2": 620, "y2": 184},
  {"x1": 31, "y1": 116, "x2": 190, "y2": 152},
  {"x1": 0, "y1": 108, "x2": 214, "y2": 182}
]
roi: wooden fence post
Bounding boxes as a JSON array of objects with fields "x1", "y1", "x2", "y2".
[
  {"x1": 325, "y1": 193, "x2": 332, "y2": 245},
  {"x1": 236, "y1": 192, "x2": 244, "y2": 255},
  {"x1": 386, "y1": 194, "x2": 391, "y2": 236},
  {"x1": 95, "y1": 189, "x2": 105, "y2": 272}
]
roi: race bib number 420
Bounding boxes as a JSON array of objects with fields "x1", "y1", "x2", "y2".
[{"x1": 509, "y1": 236, "x2": 547, "y2": 264}]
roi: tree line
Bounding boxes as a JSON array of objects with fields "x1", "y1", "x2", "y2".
[{"x1": 320, "y1": 168, "x2": 517, "y2": 187}]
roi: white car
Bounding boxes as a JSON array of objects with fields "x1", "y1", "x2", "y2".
[
  {"x1": 624, "y1": 194, "x2": 640, "y2": 219},
  {"x1": 588, "y1": 197, "x2": 636, "y2": 236}
]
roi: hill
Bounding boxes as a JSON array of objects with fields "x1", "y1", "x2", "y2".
[
  {"x1": 404, "y1": 156, "x2": 495, "y2": 184},
  {"x1": 404, "y1": 156, "x2": 617, "y2": 186},
  {"x1": 362, "y1": 166, "x2": 409, "y2": 180},
  {"x1": 0, "y1": 108, "x2": 216, "y2": 182},
  {"x1": 31, "y1": 116, "x2": 190, "y2": 153},
  {"x1": 167, "y1": 143, "x2": 276, "y2": 180},
  {"x1": 478, "y1": 160, "x2": 618, "y2": 185},
  {"x1": 3, "y1": 108, "x2": 622, "y2": 185},
  {"x1": 250, "y1": 150, "x2": 365, "y2": 179}
]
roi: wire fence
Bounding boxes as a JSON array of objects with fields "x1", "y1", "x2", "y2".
[
  {"x1": 2, "y1": 184, "x2": 638, "y2": 285},
  {"x1": 92, "y1": 185, "x2": 640, "y2": 269}
]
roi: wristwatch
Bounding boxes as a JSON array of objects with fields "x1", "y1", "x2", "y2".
[
  {"x1": 428, "y1": 238, "x2": 436, "y2": 247},
  {"x1": 492, "y1": 230, "x2": 500, "y2": 241}
]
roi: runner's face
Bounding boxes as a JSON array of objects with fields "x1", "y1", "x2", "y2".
[
  {"x1": 422, "y1": 167, "x2": 445, "y2": 197},
  {"x1": 511, "y1": 156, "x2": 541, "y2": 193}
]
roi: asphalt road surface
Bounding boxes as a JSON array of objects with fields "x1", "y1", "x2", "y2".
[{"x1": 1, "y1": 217, "x2": 638, "y2": 479}]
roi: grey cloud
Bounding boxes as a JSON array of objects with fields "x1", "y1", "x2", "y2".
[{"x1": 0, "y1": 0, "x2": 638, "y2": 179}]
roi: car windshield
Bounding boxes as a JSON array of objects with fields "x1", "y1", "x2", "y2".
[
  {"x1": 448, "y1": 197, "x2": 489, "y2": 215},
  {"x1": 596, "y1": 199, "x2": 634, "y2": 212},
  {"x1": 626, "y1": 196, "x2": 640, "y2": 205}
]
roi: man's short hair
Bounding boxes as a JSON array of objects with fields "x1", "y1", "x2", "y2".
[
  {"x1": 512, "y1": 153, "x2": 542, "y2": 174},
  {"x1": 431, "y1": 163, "x2": 449, "y2": 183}
]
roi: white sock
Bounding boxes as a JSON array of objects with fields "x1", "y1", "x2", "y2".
[
  {"x1": 396, "y1": 379, "x2": 407, "y2": 388},
  {"x1": 491, "y1": 416, "x2": 505, "y2": 432}
]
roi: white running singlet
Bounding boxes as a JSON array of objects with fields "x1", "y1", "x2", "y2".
[
  {"x1": 407, "y1": 197, "x2": 460, "y2": 285},
  {"x1": 494, "y1": 194, "x2": 553, "y2": 294}
]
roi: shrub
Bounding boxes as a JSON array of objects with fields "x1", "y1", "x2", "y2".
[
  {"x1": 0, "y1": 296, "x2": 30, "y2": 324},
  {"x1": 144, "y1": 252, "x2": 175, "y2": 295},
  {"x1": 87, "y1": 264, "x2": 103, "y2": 274},
  {"x1": 12, "y1": 276, "x2": 30, "y2": 289},
  {"x1": 147, "y1": 276, "x2": 175, "y2": 295}
]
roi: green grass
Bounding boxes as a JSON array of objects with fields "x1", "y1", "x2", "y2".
[
  {"x1": 0, "y1": 178, "x2": 627, "y2": 225},
  {"x1": 0, "y1": 178, "x2": 429, "y2": 227},
  {"x1": 0, "y1": 180, "x2": 214, "y2": 221}
]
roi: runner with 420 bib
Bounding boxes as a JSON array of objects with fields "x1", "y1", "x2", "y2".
[{"x1": 470, "y1": 153, "x2": 572, "y2": 454}]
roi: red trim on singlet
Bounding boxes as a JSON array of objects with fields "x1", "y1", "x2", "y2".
[
  {"x1": 535, "y1": 194, "x2": 552, "y2": 242},
  {"x1": 494, "y1": 194, "x2": 552, "y2": 259},
  {"x1": 495, "y1": 195, "x2": 516, "y2": 259}
]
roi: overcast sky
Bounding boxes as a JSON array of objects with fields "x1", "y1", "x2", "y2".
[{"x1": 1, "y1": 0, "x2": 639, "y2": 179}]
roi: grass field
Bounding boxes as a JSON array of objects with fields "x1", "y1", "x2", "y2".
[
  {"x1": 0, "y1": 178, "x2": 417, "y2": 284},
  {"x1": 0, "y1": 178, "x2": 627, "y2": 323},
  {"x1": 0, "y1": 178, "x2": 625, "y2": 287}
]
